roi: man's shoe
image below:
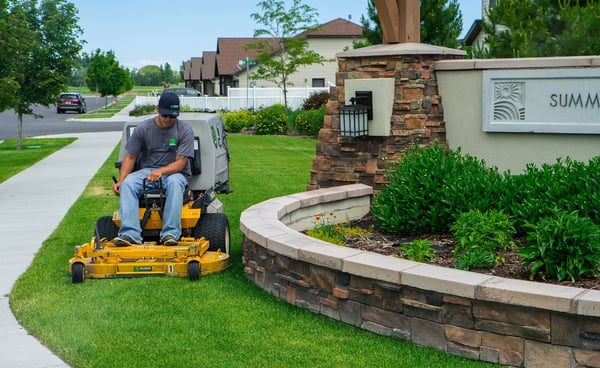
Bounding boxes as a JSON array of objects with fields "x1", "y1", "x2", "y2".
[
  {"x1": 112, "y1": 235, "x2": 141, "y2": 247},
  {"x1": 161, "y1": 235, "x2": 178, "y2": 246}
]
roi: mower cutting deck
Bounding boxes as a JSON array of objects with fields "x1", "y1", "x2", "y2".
[{"x1": 69, "y1": 236, "x2": 229, "y2": 282}]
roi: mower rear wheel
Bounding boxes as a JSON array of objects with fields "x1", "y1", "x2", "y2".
[
  {"x1": 72, "y1": 262, "x2": 85, "y2": 283},
  {"x1": 95, "y1": 216, "x2": 119, "y2": 241},
  {"x1": 193, "y1": 213, "x2": 230, "y2": 253},
  {"x1": 188, "y1": 261, "x2": 200, "y2": 281}
]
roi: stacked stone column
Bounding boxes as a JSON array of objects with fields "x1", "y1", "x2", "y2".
[{"x1": 308, "y1": 46, "x2": 465, "y2": 191}]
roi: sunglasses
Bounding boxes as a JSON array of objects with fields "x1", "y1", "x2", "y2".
[{"x1": 160, "y1": 113, "x2": 178, "y2": 118}]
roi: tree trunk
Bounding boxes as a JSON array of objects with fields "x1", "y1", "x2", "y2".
[{"x1": 17, "y1": 112, "x2": 23, "y2": 150}]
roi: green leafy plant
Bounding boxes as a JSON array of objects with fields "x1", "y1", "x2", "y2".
[
  {"x1": 450, "y1": 209, "x2": 514, "y2": 271},
  {"x1": 455, "y1": 249, "x2": 497, "y2": 271},
  {"x1": 451, "y1": 209, "x2": 515, "y2": 255},
  {"x1": 222, "y1": 110, "x2": 255, "y2": 133},
  {"x1": 306, "y1": 213, "x2": 347, "y2": 246},
  {"x1": 372, "y1": 141, "x2": 503, "y2": 235},
  {"x1": 306, "y1": 213, "x2": 371, "y2": 246},
  {"x1": 129, "y1": 103, "x2": 156, "y2": 116},
  {"x1": 254, "y1": 104, "x2": 288, "y2": 135},
  {"x1": 294, "y1": 106, "x2": 325, "y2": 136},
  {"x1": 400, "y1": 239, "x2": 435, "y2": 262},
  {"x1": 520, "y1": 209, "x2": 600, "y2": 282}
]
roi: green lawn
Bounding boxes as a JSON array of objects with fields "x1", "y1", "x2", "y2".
[
  {"x1": 9, "y1": 135, "x2": 499, "y2": 368},
  {"x1": 0, "y1": 138, "x2": 76, "y2": 183}
]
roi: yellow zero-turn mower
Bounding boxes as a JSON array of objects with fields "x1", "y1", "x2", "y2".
[{"x1": 69, "y1": 112, "x2": 233, "y2": 283}]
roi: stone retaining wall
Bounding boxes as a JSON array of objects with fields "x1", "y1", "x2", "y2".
[{"x1": 240, "y1": 184, "x2": 600, "y2": 368}]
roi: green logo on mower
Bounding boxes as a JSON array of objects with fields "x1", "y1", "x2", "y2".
[{"x1": 134, "y1": 266, "x2": 152, "y2": 272}]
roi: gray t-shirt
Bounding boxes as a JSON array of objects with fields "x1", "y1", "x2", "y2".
[{"x1": 126, "y1": 116, "x2": 195, "y2": 181}]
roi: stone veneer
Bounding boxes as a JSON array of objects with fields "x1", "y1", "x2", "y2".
[{"x1": 241, "y1": 184, "x2": 600, "y2": 368}]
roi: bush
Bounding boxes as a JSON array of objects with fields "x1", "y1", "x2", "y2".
[
  {"x1": 400, "y1": 239, "x2": 435, "y2": 262},
  {"x1": 372, "y1": 142, "x2": 503, "y2": 234},
  {"x1": 451, "y1": 209, "x2": 515, "y2": 256},
  {"x1": 129, "y1": 104, "x2": 156, "y2": 116},
  {"x1": 520, "y1": 209, "x2": 600, "y2": 282},
  {"x1": 254, "y1": 104, "x2": 287, "y2": 135},
  {"x1": 450, "y1": 209, "x2": 515, "y2": 271},
  {"x1": 294, "y1": 106, "x2": 325, "y2": 136},
  {"x1": 222, "y1": 110, "x2": 255, "y2": 133},
  {"x1": 502, "y1": 157, "x2": 600, "y2": 232},
  {"x1": 303, "y1": 91, "x2": 329, "y2": 110}
]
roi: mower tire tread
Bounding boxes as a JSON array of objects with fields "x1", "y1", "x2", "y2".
[
  {"x1": 188, "y1": 261, "x2": 200, "y2": 281},
  {"x1": 95, "y1": 216, "x2": 119, "y2": 241},
  {"x1": 72, "y1": 262, "x2": 85, "y2": 283},
  {"x1": 193, "y1": 213, "x2": 230, "y2": 253}
]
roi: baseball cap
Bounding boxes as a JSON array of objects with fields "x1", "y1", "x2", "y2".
[{"x1": 158, "y1": 92, "x2": 180, "y2": 117}]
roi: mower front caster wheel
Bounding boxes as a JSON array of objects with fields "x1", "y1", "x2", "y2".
[
  {"x1": 72, "y1": 263, "x2": 85, "y2": 283},
  {"x1": 188, "y1": 261, "x2": 200, "y2": 281}
]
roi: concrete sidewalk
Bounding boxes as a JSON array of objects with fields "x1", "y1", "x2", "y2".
[{"x1": 0, "y1": 131, "x2": 122, "y2": 367}]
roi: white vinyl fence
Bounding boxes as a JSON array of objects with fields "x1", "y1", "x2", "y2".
[{"x1": 135, "y1": 86, "x2": 328, "y2": 111}]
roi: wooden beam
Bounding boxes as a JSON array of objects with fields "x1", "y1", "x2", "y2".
[{"x1": 373, "y1": 0, "x2": 420, "y2": 44}]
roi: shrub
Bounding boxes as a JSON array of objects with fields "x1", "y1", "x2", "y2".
[
  {"x1": 400, "y1": 239, "x2": 435, "y2": 262},
  {"x1": 450, "y1": 209, "x2": 515, "y2": 256},
  {"x1": 372, "y1": 142, "x2": 503, "y2": 235},
  {"x1": 294, "y1": 106, "x2": 325, "y2": 136},
  {"x1": 450, "y1": 209, "x2": 514, "y2": 271},
  {"x1": 302, "y1": 91, "x2": 329, "y2": 110},
  {"x1": 455, "y1": 249, "x2": 497, "y2": 271},
  {"x1": 503, "y1": 158, "x2": 582, "y2": 230},
  {"x1": 129, "y1": 104, "x2": 156, "y2": 116},
  {"x1": 502, "y1": 157, "x2": 600, "y2": 233},
  {"x1": 222, "y1": 110, "x2": 255, "y2": 133},
  {"x1": 254, "y1": 104, "x2": 287, "y2": 135},
  {"x1": 520, "y1": 209, "x2": 600, "y2": 282}
]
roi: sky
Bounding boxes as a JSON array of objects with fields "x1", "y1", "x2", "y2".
[{"x1": 70, "y1": 0, "x2": 481, "y2": 70}]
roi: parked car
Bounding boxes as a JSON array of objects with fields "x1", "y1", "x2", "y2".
[
  {"x1": 57, "y1": 93, "x2": 87, "y2": 114},
  {"x1": 162, "y1": 87, "x2": 203, "y2": 97}
]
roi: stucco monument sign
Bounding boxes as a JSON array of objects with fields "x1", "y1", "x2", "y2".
[{"x1": 483, "y1": 68, "x2": 600, "y2": 134}]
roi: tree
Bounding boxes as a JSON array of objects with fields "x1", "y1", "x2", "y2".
[
  {"x1": 86, "y1": 49, "x2": 133, "y2": 106},
  {"x1": 356, "y1": 0, "x2": 463, "y2": 48},
  {"x1": 132, "y1": 63, "x2": 180, "y2": 86},
  {"x1": 0, "y1": 0, "x2": 82, "y2": 149},
  {"x1": 246, "y1": 0, "x2": 326, "y2": 110},
  {"x1": 69, "y1": 52, "x2": 92, "y2": 87},
  {"x1": 479, "y1": 0, "x2": 600, "y2": 58}
]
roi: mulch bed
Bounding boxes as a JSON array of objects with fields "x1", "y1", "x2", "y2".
[{"x1": 344, "y1": 216, "x2": 600, "y2": 290}]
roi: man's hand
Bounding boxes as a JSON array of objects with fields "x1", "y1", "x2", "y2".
[
  {"x1": 112, "y1": 181, "x2": 121, "y2": 196},
  {"x1": 147, "y1": 169, "x2": 162, "y2": 182}
]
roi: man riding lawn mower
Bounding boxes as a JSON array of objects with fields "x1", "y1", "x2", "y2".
[{"x1": 69, "y1": 94, "x2": 232, "y2": 283}]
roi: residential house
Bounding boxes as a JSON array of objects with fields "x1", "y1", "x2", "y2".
[
  {"x1": 184, "y1": 17, "x2": 363, "y2": 96},
  {"x1": 201, "y1": 51, "x2": 217, "y2": 96},
  {"x1": 183, "y1": 57, "x2": 202, "y2": 91},
  {"x1": 461, "y1": 0, "x2": 496, "y2": 50}
]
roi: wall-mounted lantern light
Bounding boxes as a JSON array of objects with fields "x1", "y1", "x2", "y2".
[{"x1": 339, "y1": 94, "x2": 371, "y2": 138}]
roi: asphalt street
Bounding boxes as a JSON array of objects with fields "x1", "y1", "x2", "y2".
[{"x1": 0, "y1": 96, "x2": 126, "y2": 140}]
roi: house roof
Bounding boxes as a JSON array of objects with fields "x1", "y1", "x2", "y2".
[
  {"x1": 216, "y1": 37, "x2": 278, "y2": 76},
  {"x1": 461, "y1": 19, "x2": 482, "y2": 46},
  {"x1": 190, "y1": 18, "x2": 363, "y2": 78},
  {"x1": 189, "y1": 57, "x2": 202, "y2": 80},
  {"x1": 298, "y1": 17, "x2": 363, "y2": 38},
  {"x1": 201, "y1": 51, "x2": 216, "y2": 81},
  {"x1": 183, "y1": 61, "x2": 191, "y2": 80}
]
